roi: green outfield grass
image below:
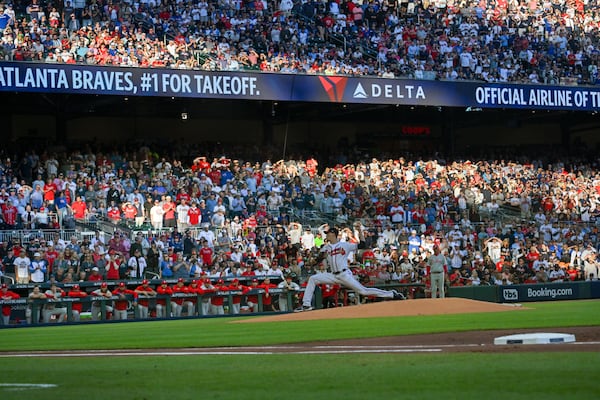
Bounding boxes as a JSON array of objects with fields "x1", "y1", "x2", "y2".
[
  {"x1": 1, "y1": 300, "x2": 599, "y2": 400},
  {"x1": 1, "y1": 300, "x2": 599, "y2": 351},
  {"x1": 0, "y1": 353, "x2": 598, "y2": 400}
]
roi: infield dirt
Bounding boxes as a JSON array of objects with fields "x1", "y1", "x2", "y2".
[{"x1": 236, "y1": 298, "x2": 530, "y2": 323}]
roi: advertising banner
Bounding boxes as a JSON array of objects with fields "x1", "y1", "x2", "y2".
[
  {"x1": 499, "y1": 283, "x2": 582, "y2": 303},
  {"x1": 1, "y1": 61, "x2": 600, "y2": 111}
]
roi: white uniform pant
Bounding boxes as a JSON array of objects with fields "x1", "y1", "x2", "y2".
[
  {"x1": 91, "y1": 304, "x2": 113, "y2": 320},
  {"x1": 210, "y1": 304, "x2": 224, "y2": 315},
  {"x1": 302, "y1": 270, "x2": 394, "y2": 307},
  {"x1": 71, "y1": 310, "x2": 81, "y2": 322},
  {"x1": 137, "y1": 304, "x2": 149, "y2": 319},
  {"x1": 278, "y1": 296, "x2": 290, "y2": 311},
  {"x1": 113, "y1": 309, "x2": 128, "y2": 320},
  {"x1": 199, "y1": 301, "x2": 210, "y2": 315},
  {"x1": 231, "y1": 303, "x2": 241, "y2": 314},
  {"x1": 176, "y1": 301, "x2": 194, "y2": 316},
  {"x1": 172, "y1": 303, "x2": 182, "y2": 317},
  {"x1": 1, "y1": 314, "x2": 10, "y2": 325},
  {"x1": 43, "y1": 307, "x2": 68, "y2": 323},
  {"x1": 246, "y1": 301, "x2": 259, "y2": 313},
  {"x1": 172, "y1": 302, "x2": 195, "y2": 317},
  {"x1": 26, "y1": 307, "x2": 41, "y2": 324},
  {"x1": 156, "y1": 304, "x2": 169, "y2": 318},
  {"x1": 430, "y1": 272, "x2": 445, "y2": 298}
]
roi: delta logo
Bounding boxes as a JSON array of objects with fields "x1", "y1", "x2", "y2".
[
  {"x1": 318, "y1": 76, "x2": 348, "y2": 102},
  {"x1": 319, "y1": 77, "x2": 427, "y2": 102}
]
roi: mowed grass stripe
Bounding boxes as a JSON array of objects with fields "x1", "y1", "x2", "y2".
[
  {"x1": 0, "y1": 353, "x2": 598, "y2": 400},
  {"x1": 1, "y1": 300, "x2": 599, "y2": 351}
]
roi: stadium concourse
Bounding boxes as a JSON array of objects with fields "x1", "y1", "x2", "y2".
[{"x1": 0, "y1": 0, "x2": 599, "y2": 84}]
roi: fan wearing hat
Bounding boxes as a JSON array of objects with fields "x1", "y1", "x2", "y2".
[
  {"x1": 155, "y1": 280, "x2": 173, "y2": 318},
  {"x1": 0, "y1": 283, "x2": 20, "y2": 326},
  {"x1": 407, "y1": 230, "x2": 421, "y2": 254},
  {"x1": 28, "y1": 251, "x2": 48, "y2": 283},
  {"x1": 91, "y1": 282, "x2": 113, "y2": 321},
  {"x1": 14, "y1": 249, "x2": 31, "y2": 284},
  {"x1": 198, "y1": 224, "x2": 216, "y2": 248},
  {"x1": 88, "y1": 265, "x2": 104, "y2": 282},
  {"x1": 134, "y1": 279, "x2": 156, "y2": 319},
  {"x1": 1, "y1": 246, "x2": 16, "y2": 283},
  {"x1": 66, "y1": 284, "x2": 88, "y2": 321}
]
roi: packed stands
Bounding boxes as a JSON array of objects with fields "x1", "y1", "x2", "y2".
[
  {"x1": 0, "y1": 0, "x2": 599, "y2": 84},
  {"x1": 0, "y1": 142, "x2": 598, "y2": 288}
]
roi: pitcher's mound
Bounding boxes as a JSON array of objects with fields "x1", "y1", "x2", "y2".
[{"x1": 235, "y1": 298, "x2": 528, "y2": 323}]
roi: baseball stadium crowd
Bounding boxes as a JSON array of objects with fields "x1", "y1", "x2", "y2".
[
  {"x1": 0, "y1": 0, "x2": 599, "y2": 84},
  {"x1": 1, "y1": 139, "x2": 599, "y2": 292}
]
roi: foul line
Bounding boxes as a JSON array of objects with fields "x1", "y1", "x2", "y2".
[
  {"x1": 0, "y1": 383, "x2": 57, "y2": 391},
  {"x1": 0, "y1": 341, "x2": 592, "y2": 358},
  {"x1": 0, "y1": 348, "x2": 443, "y2": 357}
]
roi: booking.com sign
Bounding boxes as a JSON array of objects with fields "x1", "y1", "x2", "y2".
[{"x1": 500, "y1": 284, "x2": 578, "y2": 302}]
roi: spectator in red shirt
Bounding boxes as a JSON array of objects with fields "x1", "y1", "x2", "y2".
[
  {"x1": 122, "y1": 201, "x2": 137, "y2": 224},
  {"x1": 199, "y1": 240, "x2": 214, "y2": 268},
  {"x1": 71, "y1": 196, "x2": 87, "y2": 220},
  {"x1": 107, "y1": 204, "x2": 121, "y2": 224},
  {"x1": 187, "y1": 201, "x2": 202, "y2": 227},
  {"x1": 1, "y1": 202, "x2": 18, "y2": 228},
  {"x1": 88, "y1": 266, "x2": 104, "y2": 281}
]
